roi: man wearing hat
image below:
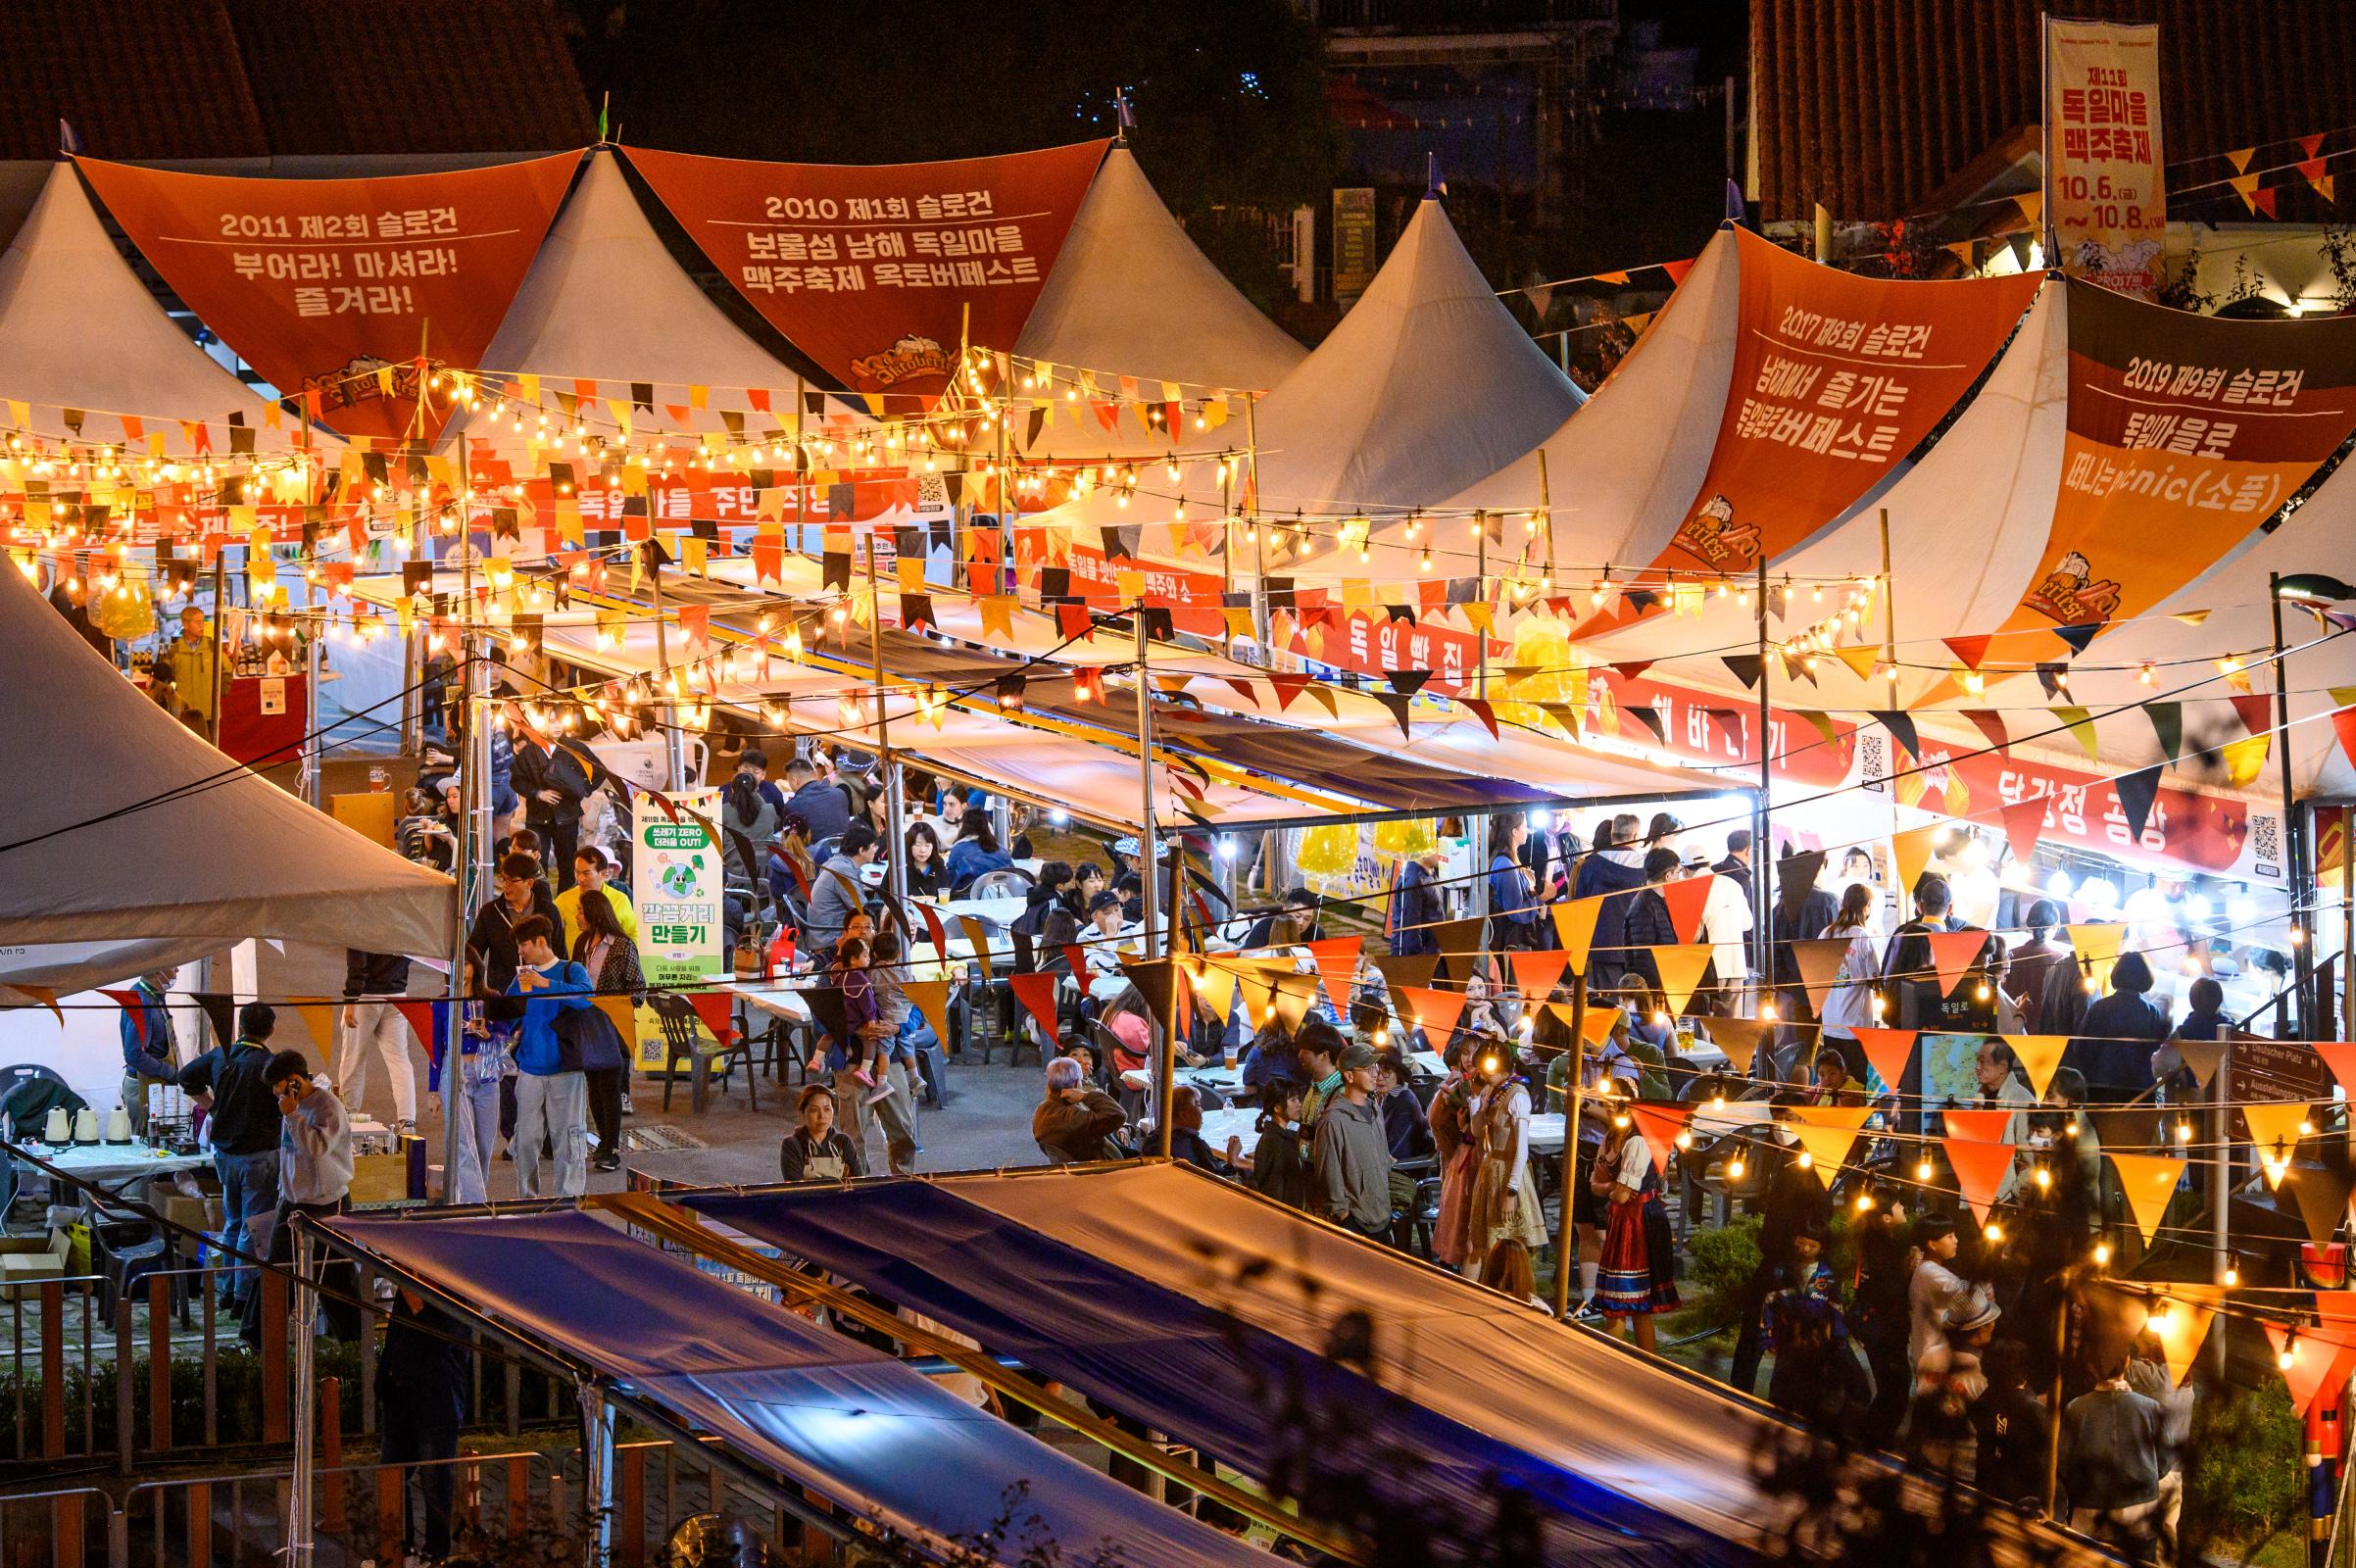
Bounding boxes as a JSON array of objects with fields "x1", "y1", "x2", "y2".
[
  {"x1": 1313, "y1": 1042, "x2": 1395, "y2": 1240},
  {"x1": 557, "y1": 844, "x2": 639, "y2": 947}
]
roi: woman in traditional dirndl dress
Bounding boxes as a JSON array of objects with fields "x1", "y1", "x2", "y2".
[{"x1": 1593, "y1": 1105, "x2": 1679, "y2": 1351}]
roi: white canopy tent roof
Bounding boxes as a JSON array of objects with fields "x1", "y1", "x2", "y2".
[
  {"x1": 442, "y1": 149, "x2": 800, "y2": 453},
  {"x1": 1012, "y1": 146, "x2": 1303, "y2": 410},
  {"x1": 0, "y1": 162, "x2": 328, "y2": 454},
  {"x1": 1400, "y1": 225, "x2": 1742, "y2": 577},
  {"x1": 0, "y1": 560, "x2": 453, "y2": 995}
]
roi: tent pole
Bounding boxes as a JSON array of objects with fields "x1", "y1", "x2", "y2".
[
  {"x1": 302, "y1": 595, "x2": 322, "y2": 808},
  {"x1": 208, "y1": 552, "x2": 227, "y2": 748},
  {"x1": 581, "y1": 1379, "x2": 615, "y2": 1567},
  {"x1": 287, "y1": 1223, "x2": 317, "y2": 1568},
  {"x1": 1550, "y1": 971, "x2": 1587, "y2": 1318},
  {"x1": 447, "y1": 546, "x2": 487, "y2": 1204},
  {"x1": 867, "y1": 527, "x2": 901, "y2": 906},
  {"x1": 1138, "y1": 601, "x2": 1172, "y2": 1158},
  {"x1": 1247, "y1": 396, "x2": 1269, "y2": 655},
  {"x1": 1753, "y1": 554, "x2": 1772, "y2": 1004},
  {"x1": 1878, "y1": 508, "x2": 1897, "y2": 710},
  {"x1": 1475, "y1": 513, "x2": 1488, "y2": 702},
  {"x1": 650, "y1": 544, "x2": 684, "y2": 791}
]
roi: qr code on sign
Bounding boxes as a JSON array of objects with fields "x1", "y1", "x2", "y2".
[
  {"x1": 2250, "y1": 810, "x2": 2281, "y2": 876},
  {"x1": 1859, "y1": 733, "x2": 1887, "y2": 792}
]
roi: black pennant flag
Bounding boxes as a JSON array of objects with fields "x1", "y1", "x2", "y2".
[{"x1": 2115, "y1": 764, "x2": 2164, "y2": 841}]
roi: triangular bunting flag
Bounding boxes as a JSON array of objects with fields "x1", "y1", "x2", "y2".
[
  {"x1": 1870, "y1": 710, "x2": 1918, "y2": 757},
  {"x1": 1395, "y1": 985, "x2": 1465, "y2": 1039},
  {"x1": 2147, "y1": 1286, "x2": 2221, "y2": 1389},
  {"x1": 1306, "y1": 936, "x2": 1362, "y2": 1015},
  {"x1": 1941, "y1": 1106, "x2": 2015, "y2": 1147},
  {"x1": 2108, "y1": 1152, "x2": 2187, "y2": 1244},
  {"x1": 1962, "y1": 709, "x2": 2011, "y2": 756},
  {"x1": 686, "y1": 989, "x2": 736, "y2": 1047},
  {"x1": 2114, "y1": 765, "x2": 2164, "y2": 842},
  {"x1": 1507, "y1": 948, "x2": 1570, "y2": 1004},
  {"x1": 1008, "y1": 972, "x2": 1062, "y2": 1043},
  {"x1": 901, "y1": 978, "x2": 951, "y2": 1052},
  {"x1": 1659, "y1": 875, "x2": 1713, "y2": 944},
  {"x1": 1707, "y1": 1016, "x2": 1771, "y2": 1077},
  {"x1": 2003, "y1": 1034, "x2": 2070, "y2": 1099},
  {"x1": 2053, "y1": 707, "x2": 2099, "y2": 760},
  {"x1": 1890, "y1": 824, "x2": 1942, "y2": 901},
  {"x1": 1628, "y1": 1101, "x2": 1694, "y2": 1181},
  {"x1": 1787, "y1": 939, "x2": 1853, "y2": 1018},
  {"x1": 2241, "y1": 1099, "x2": 2313, "y2": 1187},
  {"x1": 2282, "y1": 1163, "x2": 2356, "y2": 1249},
  {"x1": 2174, "y1": 1038, "x2": 2226, "y2": 1092},
  {"x1": 1651, "y1": 945, "x2": 1713, "y2": 1016},
  {"x1": 1996, "y1": 797, "x2": 2046, "y2": 868},
  {"x1": 1374, "y1": 954, "x2": 1439, "y2": 996},
  {"x1": 1551, "y1": 896, "x2": 1607, "y2": 975},
  {"x1": 1943, "y1": 1135, "x2": 2019, "y2": 1225},
  {"x1": 1924, "y1": 928, "x2": 1989, "y2": 997},
  {"x1": 2068, "y1": 922, "x2": 2126, "y2": 996},
  {"x1": 1853, "y1": 1027, "x2": 1917, "y2": 1091},
  {"x1": 2146, "y1": 703, "x2": 2183, "y2": 762},
  {"x1": 1783, "y1": 1103, "x2": 1875, "y2": 1188}
]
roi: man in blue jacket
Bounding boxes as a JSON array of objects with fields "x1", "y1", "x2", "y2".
[
  {"x1": 118, "y1": 965, "x2": 178, "y2": 1136},
  {"x1": 1488, "y1": 812, "x2": 1541, "y2": 952},
  {"x1": 505, "y1": 915, "x2": 593, "y2": 1199}
]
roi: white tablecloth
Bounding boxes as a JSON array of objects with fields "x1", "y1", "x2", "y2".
[
  {"x1": 12, "y1": 1143, "x2": 211, "y2": 1189},
  {"x1": 722, "y1": 980, "x2": 812, "y2": 1024}
]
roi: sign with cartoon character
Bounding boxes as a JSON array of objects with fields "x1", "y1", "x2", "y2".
[
  {"x1": 631, "y1": 787, "x2": 726, "y2": 1070},
  {"x1": 76, "y1": 154, "x2": 579, "y2": 441},
  {"x1": 2008, "y1": 278, "x2": 2356, "y2": 638},
  {"x1": 2042, "y1": 17, "x2": 2165, "y2": 299},
  {"x1": 623, "y1": 141, "x2": 1107, "y2": 403},
  {"x1": 1608, "y1": 227, "x2": 2038, "y2": 607}
]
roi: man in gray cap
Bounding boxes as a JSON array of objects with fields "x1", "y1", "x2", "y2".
[{"x1": 1313, "y1": 1043, "x2": 1395, "y2": 1240}]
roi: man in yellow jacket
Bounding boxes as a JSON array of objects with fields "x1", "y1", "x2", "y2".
[{"x1": 166, "y1": 606, "x2": 219, "y2": 738}]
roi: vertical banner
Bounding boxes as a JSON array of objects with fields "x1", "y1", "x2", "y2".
[
  {"x1": 75, "y1": 154, "x2": 580, "y2": 441},
  {"x1": 632, "y1": 787, "x2": 726, "y2": 1071},
  {"x1": 2042, "y1": 17, "x2": 2165, "y2": 298},
  {"x1": 2010, "y1": 281, "x2": 2356, "y2": 639},
  {"x1": 621, "y1": 142, "x2": 1106, "y2": 402},
  {"x1": 1332, "y1": 187, "x2": 1377, "y2": 307}
]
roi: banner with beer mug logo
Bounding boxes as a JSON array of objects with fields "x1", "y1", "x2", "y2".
[{"x1": 631, "y1": 788, "x2": 726, "y2": 1072}]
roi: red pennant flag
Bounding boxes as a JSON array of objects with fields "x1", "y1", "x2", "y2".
[
  {"x1": 1460, "y1": 697, "x2": 1499, "y2": 739},
  {"x1": 394, "y1": 1000, "x2": 438, "y2": 1048},
  {"x1": 1628, "y1": 1101, "x2": 1694, "y2": 1181},
  {"x1": 1942, "y1": 634, "x2": 1991, "y2": 671},
  {"x1": 1055, "y1": 604, "x2": 1094, "y2": 642},
  {"x1": 1659, "y1": 875, "x2": 1713, "y2": 944},
  {"x1": 918, "y1": 901, "x2": 949, "y2": 958},
  {"x1": 2253, "y1": 185, "x2": 2279, "y2": 219},
  {"x1": 100, "y1": 989, "x2": 145, "y2": 1043},
  {"x1": 1660, "y1": 258, "x2": 1695, "y2": 286},
  {"x1": 1394, "y1": 985, "x2": 1465, "y2": 1038},
  {"x1": 1924, "y1": 928, "x2": 1990, "y2": 997},
  {"x1": 686, "y1": 989, "x2": 736, "y2": 1047},
  {"x1": 1852, "y1": 1027, "x2": 1917, "y2": 1090},
  {"x1": 1996, "y1": 797, "x2": 2046, "y2": 868},
  {"x1": 1305, "y1": 936, "x2": 1362, "y2": 1014},
  {"x1": 2231, "y1": 694, "x2": 2273, "y2": 737},
  {"x1": 1961, "y1": 709, "x2": 2011, "y2": 755},
  {"x1": 1507, "y1": 948, "x2": 1570, "y2": 1004},
  {"x1": 1008, "y1": 972, "x2": 1062, "y2": 1042},
  {"x1": 2331, "y1": 707, "x2": 2356, "y2": 771},
  {"x1": 1267, "y1": 672, "x2": 1311, "y2": 712},
  {"x1": 2318, "y1": 1042, "x2": 2356, "y2": 1103}
]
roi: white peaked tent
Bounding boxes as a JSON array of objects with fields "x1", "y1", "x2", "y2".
[
  {"x1": 441, "y1": 149, "x2": 802, "y2": 450},
  {"x1": 1404, "y1": 226, "x2": 1740, "y2": 575},
  {"x1": 0, "y1": 561, "x2": 453, "y2": 995},
  {"x1": 0, "y1": 163, "x2": 324, "y2": 453},
  {"x1": 1577, "y1": 275, "x2": 2072, "y2": 703},
  {"x1": 1247, "y1": 194, "x2": 1583, "y2": 518},
  {"x1": 1014, "y1": 145, "x2": 1304, "y2": 402}
]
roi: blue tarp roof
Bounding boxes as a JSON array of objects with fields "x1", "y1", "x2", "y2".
[
  {"x1": 324, "y1": 1208, "x2": 1261, "y2": 1568},
  {"x1": 690, "y1": 1181, "x2": 1735, "y2": 1568}
]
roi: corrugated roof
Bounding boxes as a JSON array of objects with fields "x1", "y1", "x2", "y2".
[
  {"x1": 1751, "y1": 0, "x2": 2356, "y2": 222},
  {"x1": 0, "y1": 0, "x2": 589, "y2": 162}
]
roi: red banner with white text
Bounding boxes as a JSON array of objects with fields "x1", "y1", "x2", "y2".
[
  {"x1": 76, "y1": 154, "x2": 580, "y2": 442},
  {"x1": 2042, "y1": 16, "x2": 2166, "y2": 298},
  {"x1": 621, "y1": 142, "x2": 1107, "y2": 404}
]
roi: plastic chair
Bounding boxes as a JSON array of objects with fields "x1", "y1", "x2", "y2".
[
  {"x1": 651, "y1": 993, "x2": 758, "y2": 1114},
  {"x1": 968, "y1": 867, "x2": 1035, "y2": 901}
]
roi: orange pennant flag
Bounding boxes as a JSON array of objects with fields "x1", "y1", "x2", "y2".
[
  {"x1": 2242, "y1": 1099, "x2": 2314, "y2": 1188},
  {"x1": 1305, "y1": 936, "x2": 1362, "y2": 1014},
  {"x1": 1507, "y1": 948, "x2": 1570, "y2": 1004},
  {"x1": 1923, "y1": 927, "x2": 1990, "y2": 997},
  {"x1": 1550, "y1": 895, "x2": 1606, "y2": 975},
  {"x1": 1628, "y1": 1100, "x2": 1694, "y2": 1181},
  {"x1": 1891, "y1": 825, "x2": 1942, "y2": 902},
  {"x1": 2265, "y1": 1320, "x2": 2356, "y2": 1417},
  {"x1": 1651, "y1": 945, "x2": 1713, "y2": 1016},
  {"x1": 2145, "y1": 1285, "x2": 2222, "y2": 1389},
  {"x1": 1996, "y1": 797, "x2": 2046, "y2": 868},
  {"x1": 1395, "y1": 985, "x2": 1465, "y2": 1039},
  {"x1": 1940, "y1": 1106, "x2": 2016, "y2": 1147},
  {"x1": 1708, "y1": 1016, "x2": 1771, "y2": 1077},
  {"x1": 593, "y1": 995, "x2": 638, "y2": 1046},
  {"x1": 1852, "y1": 1027, "x2": 1917, "y2": 1091},
  {"x1": 1008, "y1": 972, "x2": 1062, "y2": 1043},
  {"x1": 1578, "y1": 1004, "x2": 1625, "y2": 1046},
  {"x1": 1943, "y1": 1134, "x2": 2019, "y2": 1224},
  {"x1": 686, "y1": 990, "x2": 736, "y2": 1047}
]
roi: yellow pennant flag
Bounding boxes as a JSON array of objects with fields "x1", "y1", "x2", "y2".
[
  {"x1": 1890, "y1": 824, "x2": 1942, "y2": 902},
  {"x1": 2108, "y1": 1152, "x2": 2186, "y2": 1244},
  {"x1": 2053, "y1": 707, "x2": 2099, "y2": 760},
  {"x1": 2001, "y1": 1034, "x2": 2070, "y2": 1099},
  {"x1": 1188, "y1": 958, "x2": 1240, "y2": 1021},
  {"x1": 2068, "y1": 921, "x2": 2127, "y2": 996},
  {"x1": 2145, "y1": 1285, "x2": 2222, "y2": 1389},
  {"x1": 2242, "y1": 1100, "x2": 2313, "y2": 1187},
  {"x1": 1203, "y1": 398, "x2": 1229, "y2": 429},
  {"x1": 292, "y1": 999, "x2": 339, "y2": 1060},
  {"x1": 1783, "y1": 1104, "x2": 1876, "y2": 1189},
  {"x1": 594, "y1": 995, "x2": 638, "y2": 1044},
  {"x1": 979, "y1": 595, "x2": 1016, "y2": 640},
  {"x1": 1651, "y1": 944, "x2": 1713, "y2": 1016},
  {"x1": 1551, "y1": 895, "x2": 1606, "y2": 975},
  {"x1": 900, "y1": 978, "x2": 951, "y2": 1050},
  {"x1": 2221, "y1": 731, "x2": 2270, "y2": 788},
  {"x1": 1836, "y1": 645, "x2": 1879, "y2": 682}
]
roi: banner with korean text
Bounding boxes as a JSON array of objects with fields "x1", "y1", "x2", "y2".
[
  {"x1": 632, "y1": 787, "x2": 727, "y2": 1071},
  {"x1": 622, "y1": 141, "x2": 1107, "y2": 403},
  {"x1": 2008, "y1": 280, "x2": 2356, "y2": 639},
  {"x1": 2042, "y1": 16, "x2": 2165, "y2": 298},
  {"x1": 76, "y1": 154, "x2": 580, "y2": 441},
  {"x1": 1588, "y1": 227, "x2": 2038, "y2": 625}
]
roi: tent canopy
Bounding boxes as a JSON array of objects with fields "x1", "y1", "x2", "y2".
[
  {"x1": 0, "y1": 560, "x2": 452, "y2": 992},
  {"x1": 1013, "y1": 146, "x2": 1304, "y2": 403},
  {"x1": 0, "y1": 162, "x2": 328, "y2": 451},
  {"x1": 322, "y1": 1207, "x2": 1258, "y2": 1568},
  {"x1": 691, "y1": 1181, "x2": 1729, "y2": 1568},
  {"x1": 441, "y1": 148, "x2": 798, "y2": 450}
]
